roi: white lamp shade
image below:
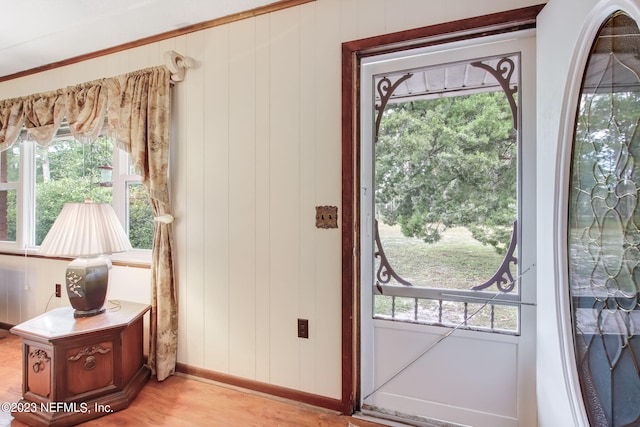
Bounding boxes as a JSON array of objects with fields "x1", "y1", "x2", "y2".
[{"x1": 39, "y1": 202, "x2": 132, "y2": 257}]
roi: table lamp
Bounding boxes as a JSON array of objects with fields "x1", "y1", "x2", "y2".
[{"x1": 39, "y1": 199, "x2": 132, "y2": 317}]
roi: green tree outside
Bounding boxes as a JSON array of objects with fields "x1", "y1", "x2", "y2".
[{"x1": 375, "y1": 91, "x2": 517, "y2": 254}]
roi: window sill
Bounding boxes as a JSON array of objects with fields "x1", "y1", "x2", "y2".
[
  {"x1": 110, "y1": 249, "x2": 152, "y2": 267},
  {"x1": 0, "y1": 248, "x2": 152, "y2": 269}
]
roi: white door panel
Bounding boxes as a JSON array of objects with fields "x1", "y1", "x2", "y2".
[{"x1": 372, "y1": 323, "x2": 519, "y2": 422}]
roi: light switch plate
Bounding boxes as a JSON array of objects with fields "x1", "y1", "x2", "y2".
[{"x1": 315, "y1": 206, "x2": 338, "y2": 229}]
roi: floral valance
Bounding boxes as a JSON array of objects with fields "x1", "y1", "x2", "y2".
[
  {"x1": 0, "y1": 66, "x2": 172, "y2": 205},
  {"x1": 0, "y1": 66, "x2": 166, "y2": 149}
]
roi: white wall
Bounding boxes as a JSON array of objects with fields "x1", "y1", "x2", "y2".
[
  {"x1": 0, "y1": 256, "x2": 151, "y2": 326},
  {"x1": 0, "y1": 0, "x2": 544, "y2": 401}
]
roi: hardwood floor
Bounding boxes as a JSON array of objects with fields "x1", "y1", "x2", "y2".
[{"x1": 0, "y1": 332, "x2": 385, "y2": 427}]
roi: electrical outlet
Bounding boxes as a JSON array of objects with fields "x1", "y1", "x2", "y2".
[
  {"x1": 297, "y1": 318, "x2": 309, "y2": 339},
  {"x1": 55, "y1": 283, "x2": 61, "y2": 298}
]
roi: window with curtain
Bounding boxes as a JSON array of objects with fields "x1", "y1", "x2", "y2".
[
  {"x1": 0, "y1": 66, "x2": 178, "y2": 381},
  {"x1": 0, "y1": 122, "x2": 154, "y2": 251}
]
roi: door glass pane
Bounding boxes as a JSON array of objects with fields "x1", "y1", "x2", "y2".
[
  {"x1": 373, "y1": 55, "x2": 520, "y2": 332},
  {"x1": 568, "y1": 12, "x2": 640, "y2": 427}
]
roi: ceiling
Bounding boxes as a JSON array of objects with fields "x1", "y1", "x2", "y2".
[{"x1": 0, "y1": 0, "x2": 282, "y2": 80}]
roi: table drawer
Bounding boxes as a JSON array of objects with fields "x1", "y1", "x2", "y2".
[{"x1": 65, "y1": 341, "x2": 114, "y2": 396}]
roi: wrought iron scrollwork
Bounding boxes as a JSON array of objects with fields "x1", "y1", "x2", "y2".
[
  {"x1": 374, "y1": 73, "x2": 413, "y2": 140},
  {"x1": 374, "y1": 220, "x2": 412, "y2": 292},
  {"x1": 470, "y1": 57, "x2": 518, "y2": 129},
  {"x1": 471, "y1": 221, "x2": 518, "y2": 293}
]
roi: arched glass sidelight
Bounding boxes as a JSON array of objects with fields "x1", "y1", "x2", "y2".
[{"x1": 568, "y1": 11, "x2": 640, "y2": 427}]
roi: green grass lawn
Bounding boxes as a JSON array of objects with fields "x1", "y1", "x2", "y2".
[
  {"x1": 377, "y1": 222, "x2": 507, "y2": 289},
  {"x1": 374, "y1": 222, "x2": 519, "y2": 331}
]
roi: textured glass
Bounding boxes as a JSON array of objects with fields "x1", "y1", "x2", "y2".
[{"x1": 568, "y1": 12, "x2": 640, "y2": 427}]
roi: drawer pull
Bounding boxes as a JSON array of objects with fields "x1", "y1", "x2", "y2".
[
  {"x1": 84, "y1": 356, "x2": 97, "y2": 371},
  {"x1": 28, "y1": 349, "x2": 50, "y2": 374}
]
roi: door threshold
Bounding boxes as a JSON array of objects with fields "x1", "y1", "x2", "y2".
[{"x1": 356, "y1": 407, "x2": 470, "y2": 427}]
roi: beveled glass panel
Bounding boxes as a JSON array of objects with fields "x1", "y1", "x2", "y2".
[{"x1": 568, "y1": 12, "x2": 640, "y2": 427}]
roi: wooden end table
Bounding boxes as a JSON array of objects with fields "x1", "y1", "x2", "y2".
[{"x1": 10, "y1": 300, "x2": 151, "y2": 426}]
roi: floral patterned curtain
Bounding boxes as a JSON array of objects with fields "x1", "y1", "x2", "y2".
[
  {"x1": 0, "y1": 66, "x2": 177, "y2": 381},
  {"x1": 108, "y1": 67, "x2": 177, "y2": 380}
]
